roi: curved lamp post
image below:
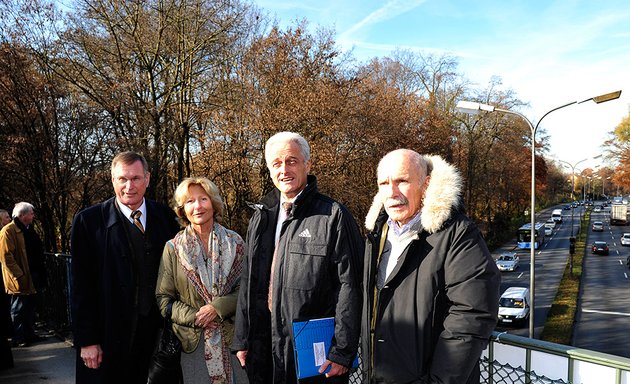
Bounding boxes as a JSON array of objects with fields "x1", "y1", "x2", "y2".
[
  {"x1": 456, "y1": 89, "x2": 621, "y2": 339},
  {"x1": 558, "y1": 158, "x2": 589, "y2": 275}
]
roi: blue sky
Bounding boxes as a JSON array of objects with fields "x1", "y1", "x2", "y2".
[{"x1": 255, "y1": 0, "x2": 630, "y2": 169}]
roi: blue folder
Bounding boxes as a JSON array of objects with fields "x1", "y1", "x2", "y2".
[{"x1": 291, "y1": 317, "x2": 359, "y2": 379}]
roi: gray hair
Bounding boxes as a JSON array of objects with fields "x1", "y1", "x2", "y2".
[
  {"x1": 12, "y1": 202, "x2": 34, "y2": 218},
  {"x1": 265, "y1": 131, "x2": 310, "y2": 164}
]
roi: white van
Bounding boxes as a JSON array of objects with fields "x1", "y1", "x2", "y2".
[
  {"x1": 551, "y1": 209, "x2": 563, "y2": 223},
  {"x1": 498, "y1": 287, "x2": 530, "y2": 326}
]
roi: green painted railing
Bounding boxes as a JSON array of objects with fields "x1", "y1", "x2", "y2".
[{"x1": 482, "y1": 331, "x2": 630, "y2": 384}]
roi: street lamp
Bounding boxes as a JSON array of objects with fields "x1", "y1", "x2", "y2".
[
  {"x1": 456, "y1": 90, "x2": 621, "y2": 339},
  {"x1": 558, "y1": 158, "x2": 588, "y2": 275}
]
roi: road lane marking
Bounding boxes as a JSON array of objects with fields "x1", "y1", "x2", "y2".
[
  {"x1": 582, "y1": 308, "x2": 630, "y2": 317},
  {"x1": 517, "y1": 272, "x2": 524, "y2": 279},
  {"x1": 625, "y1": 273, "x2": 628, "y2": 279},
  {"x1": 619, "y1": 260, "x2": 623, "y2": 265}
]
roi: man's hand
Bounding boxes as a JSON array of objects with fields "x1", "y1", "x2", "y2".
[
  {"x1": 236, "y1": 350, "x2": 247, "y2": 367},
  {"x1": 318, "y1": 360, "x2": 348, "y2": 377},
  {"x1": 81, "y1": 344, "x2": 103, "y2": 369}
]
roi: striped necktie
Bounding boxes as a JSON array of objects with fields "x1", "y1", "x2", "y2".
[
  {"x1": 268, "y1": 202, "x2": 293, "y2": 311},
  {"x1": 132, "y1": 210, "x2": 144, "y2": 233}
]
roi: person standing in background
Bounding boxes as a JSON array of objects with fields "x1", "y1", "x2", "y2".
[
  {"x1": 0, "y1": 208, "x2": 14, "y2": 369},
  {"x1": 70, "y1": 151, "x2": 181, "y2": 383},
  {"x1": 22, "y1": 206, "x2": 45, "y2": 341},
  {"x1": 0, "y1": 211, "x2": 10, "y2": 227},
  {"x1": 0, "y1": 202, "x2": 38, "y2": 348}
]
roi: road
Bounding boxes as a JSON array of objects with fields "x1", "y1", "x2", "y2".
[
  {"x1": 573, "y1": 205, "x2": 630, "y2": 358},
  {"x1": 493, "y1": 205, "x2": 584, "y2": 338}
]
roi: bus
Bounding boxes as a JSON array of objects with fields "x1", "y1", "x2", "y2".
[{"x1": 516, "y1": 222, "x2": 546, "y2": 249}]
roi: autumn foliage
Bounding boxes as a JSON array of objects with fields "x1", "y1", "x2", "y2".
[{"x1": 1, "y1": 0, "x2": 625, "y2": 251}]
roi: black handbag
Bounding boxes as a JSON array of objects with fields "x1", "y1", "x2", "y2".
[{"x1": 147, "y1": 303, "x2": 183, "y2": 384}]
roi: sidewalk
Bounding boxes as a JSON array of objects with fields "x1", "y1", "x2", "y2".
[
  {"x1": 0, "y1": 330, "x2": 249, "y2": 384},
  {"x1": 0, "y1": 331, "x2": 75, "y2": 384}
]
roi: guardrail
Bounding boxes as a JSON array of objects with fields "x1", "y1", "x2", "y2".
[
  {"x1": 482, "y1": 331, "x2": 630, "y2": 384},
  {"x1": 40, "y1": 252, "x2": 72, "y2": 339}
]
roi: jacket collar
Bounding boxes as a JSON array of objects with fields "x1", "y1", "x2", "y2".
[{"x1": 365, "y1": 155, "x2": 462, "y2": 235}]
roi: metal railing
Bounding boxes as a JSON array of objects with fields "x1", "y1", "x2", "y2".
[
  {"x1": 481, "y1": 331, "x2": 630, "y2": 384},
  {"x1": 40, "y1": 252, "x2": 72, "y2": 338}
]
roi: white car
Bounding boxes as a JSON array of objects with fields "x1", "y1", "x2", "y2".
[
  {"x1": 496, "y1": 252, "x2": 520, "y2": 272},
  {"x1": 545, "y1": 219, "x2": 556, "y2": 229},
  {"x1": 498, "y1": 287, "x2": 530, "y2": 326},
  {"x1": 621, "y1": 233, "x2": 630, "y2": 246}
]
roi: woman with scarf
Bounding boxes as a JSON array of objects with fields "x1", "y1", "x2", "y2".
[{"x1": 156, "y1": 177, "x2": 245, "y2": 383}]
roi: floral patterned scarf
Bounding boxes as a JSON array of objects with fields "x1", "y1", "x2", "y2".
[{"x1": 173, "y1": 223, "x2": 244, "y2": 383}]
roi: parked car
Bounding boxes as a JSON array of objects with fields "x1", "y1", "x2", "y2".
[
  {"x1": 591, "y1": 241, "x2": 609, "y2": 255},
  {"x1": 621, "y1": 233, "x2": 630, "y2": 246},
  {"x1": 498, "y1": 287, "x2": 530, "y2": 326},
  {"x1": 592, "y1": 221, "x2": 604, "y2": 232},
  {"x1": 496, "y1": 252, "x2": 520, "y2": 272}
]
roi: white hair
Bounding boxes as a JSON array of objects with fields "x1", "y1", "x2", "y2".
[
  {"x1": 265, "y1": 131, "x2": 310, "y2": 164},
  {"x1": 377, "y1": 148, "x2": 431, "y2": 183},
  {"x1": 12, "y1": 202, "x2": 34, "y2": 218}
]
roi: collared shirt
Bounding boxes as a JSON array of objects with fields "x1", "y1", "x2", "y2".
[
  {"x1": 377, "y1": 212, "x2": 423, "y2": 289},
  {"x1": 388, "y1": 210, "x2": 422, "y2": 237},
  {"x1": 274, "y1": 187, "x2": 306, "y2": 245},
  {"x1": 117, "y1": 198, "x2": 147, "y2": 230}
]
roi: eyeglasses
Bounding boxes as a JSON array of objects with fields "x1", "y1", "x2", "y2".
[{"x1": 114, "y1": 176, "x2": 146, "y2": 185}]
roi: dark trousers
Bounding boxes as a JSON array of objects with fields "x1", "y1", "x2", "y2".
[
  {"x1": 10, "y1": 294, "x2": 36, "y2": 343},
  {"x1": 128, "y1": 313, "x2": 160, "y2": 382},
  {"x1": 75, "y1": 313, "x2": 160, "y2": 384},
  {"x1": 245, "y1": 311, "x2": 349, "y2": 384}
]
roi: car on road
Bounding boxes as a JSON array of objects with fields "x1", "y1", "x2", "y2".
[
  {"x1": 562, "y1": 204, "x2": 571, "y2": 210},
  {"x1": 545, "y1": 219, "x2": 556, "y2": 229},
  {"x1": 594, "y1": 205, "x2": 602, "y2": 212},
  {"x1": 591, "y1": 241, "x2": 609, "y2": 255},
  {"x1": 544, "y1": 227, "x2": 552, "y2": 236},
  {"x1": 498, "y1": 287, "x2": 530, "y2": 326},
  {"x1": 496, "y1": 252, "x2": 520, "y2": 272},
  {"x1": 621, "y1": 233, "x2": 630, "y2": 246},
  {"x1": 591, "y1": 221, "x2": 604, "y2": 232}
]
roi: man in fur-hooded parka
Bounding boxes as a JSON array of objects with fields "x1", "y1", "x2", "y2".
[{"x1": 361, "y1": 149, "x2": 500, "y2": 384}]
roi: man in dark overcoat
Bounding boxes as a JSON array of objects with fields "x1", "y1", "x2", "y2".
[{"x1": 70, "y1": 151, "x2": 180, "y2": 383}]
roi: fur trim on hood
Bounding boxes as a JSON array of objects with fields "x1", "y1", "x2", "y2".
[{"x1": 365, "y1": 155, "x2": 463, "y2": 234}]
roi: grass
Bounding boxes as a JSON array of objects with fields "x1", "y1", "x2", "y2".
[{"x1": 539, "y1": 210, "x2": 590, "y2": 344}]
